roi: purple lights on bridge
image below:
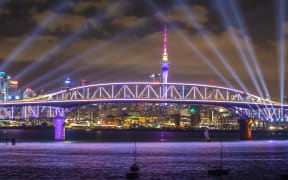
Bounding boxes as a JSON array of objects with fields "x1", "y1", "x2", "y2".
[{"x1": 0, "y1": 82, "x2": 287, "y2": 122}]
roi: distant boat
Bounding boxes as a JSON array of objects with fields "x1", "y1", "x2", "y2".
[
  {"x1": 126, "y1": 141, "x2": 139, "y2": 179},
  {"x1": 208, "y1": 140, "x2": 229, "y2": 176}
]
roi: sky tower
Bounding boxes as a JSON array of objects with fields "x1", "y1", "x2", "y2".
[
  {"x1": 160, "y1": 25, "x2": 170, "y2": 84},
  {"x1": 160, "y1": 25, "x2": 170, "y2": 98}
]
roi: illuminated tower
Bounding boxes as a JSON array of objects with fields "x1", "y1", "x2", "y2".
[{"x1": 160, "y1": 25, "x2": 170, "y2": 97}]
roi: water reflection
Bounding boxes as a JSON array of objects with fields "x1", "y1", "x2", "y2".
[{"x1": 0, "y1": 141, "x2": 287, "y2": 179}]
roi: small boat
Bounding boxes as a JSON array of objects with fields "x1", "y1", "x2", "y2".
[
  {"x1": 130, "y1": 163, "x2": 139, "y2": 172},
  {"x1": 208, "y1": 140, "x2": 229, "y2": 176},
  {"x1": 126, "y1": 141, "x2": 139, "y2": 179}
]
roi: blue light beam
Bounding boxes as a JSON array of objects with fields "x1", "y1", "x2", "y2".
[
  {"x1": 225, "y1": 0, "x2": 278, "y2": 119},
  {"x1": 228, "y1": 0, "x2": 271, "y2": 102},
  {"x1": 0, "y1": 0, "x2": 72, "y2": 72},
  {"x1": 276, "y1": 0, "x2": 287, "y2": 118},
  {"x1": 176, "y1": 0, "x2": 248, "y2": 92},
  {"x1": 215, "y1": 1, "x2": 265, "y2": 98},
  {"x1": 14, "y1": 2, "x2": 117, "y2": 80},
  {"x1": 34, "y1": 53, "x2": 151, "y2": 92},
  {"x1": 22, "y1": 24, "x2": 145, "y2": 91}
]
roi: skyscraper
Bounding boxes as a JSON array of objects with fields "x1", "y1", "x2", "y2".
[{"x1": 0, "y1": 72, "x2": 19, "y2": 101}]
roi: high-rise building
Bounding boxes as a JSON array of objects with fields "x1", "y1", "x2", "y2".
[
  {"x1": 7, "y1": 80, "x2": 19, "y2": 100},
  {"x1": 64, "y1": 77, "x2": 72, "y2": 89},
  {"x1": 149, "y1": 73, "x2": 161, "y2": 83},
  {"x1": 0, "y1": 72, "x2": 20, "y2": 101},
  {"x1": 0, "y1": 72, "x2": 5, "y2": 101}
]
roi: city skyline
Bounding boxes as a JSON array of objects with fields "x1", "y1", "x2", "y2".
[{"x1": 0, "y1": 0, "x2": 286, "y2": 100}]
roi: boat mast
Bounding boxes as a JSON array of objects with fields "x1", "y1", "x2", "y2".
[
  {"x1": 134, "y1": 141, "x2": 137, "y2": 163},
  {"x1": 220, "y1": 140, "x2": 223, "y2": 169}
]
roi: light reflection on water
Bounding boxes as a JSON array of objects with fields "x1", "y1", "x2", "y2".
[{"x1": 0, "y1": 141, "x2": 287, "y2": 179}]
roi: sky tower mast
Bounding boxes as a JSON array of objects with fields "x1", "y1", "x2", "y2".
[
  {"x1": 161, "y1": 24, "x2": 170, "y2": 84},
  {"x1": 160, "y1": 25, "x2": 170, "y2": 98}
]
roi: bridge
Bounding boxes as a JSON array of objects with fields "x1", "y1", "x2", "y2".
[
  {"x1": 1, "y1": 26, "x2": 285, "y2": 141},
  {"x1": 0, "y1": 82, "x2": 287, "y2": 141}
]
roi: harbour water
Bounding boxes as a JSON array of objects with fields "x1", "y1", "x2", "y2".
[
  {"x1": 0, "y1": 141, "x2": 288, "y2": 179},
  {"x1": 0, "y1": 129, "x2": 288, "y2": 179}
]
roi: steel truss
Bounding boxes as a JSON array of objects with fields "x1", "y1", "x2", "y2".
[
  {"x1": 0, "y1": 82, "x2": 287, "y2": 121},
  {"x1": 44, "y1": 82, "x2": 266, "y2": 103}
]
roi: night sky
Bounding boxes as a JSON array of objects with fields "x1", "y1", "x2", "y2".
[{"x1": 0, "y1": 0, "x2": 287, "y2": 100}]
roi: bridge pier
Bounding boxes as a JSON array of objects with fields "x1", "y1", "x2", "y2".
[
  {"x1": 239, "y1": 119, "x2": 253, "y2": 140},
  {"x1": 53, "y1": 117, "x2": 65, "y2": 141}
]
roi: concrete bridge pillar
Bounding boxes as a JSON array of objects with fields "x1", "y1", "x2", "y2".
[
  {"x1": 239, "y1": 119, "x2": 253, "y2": 140},
  {"x1": 53, "y1": 117, "x2": 65, "y2": 141}
]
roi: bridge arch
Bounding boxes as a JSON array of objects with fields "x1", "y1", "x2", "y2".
[
  {"x1": 41, "y1": 82, "x2": 267, "y2": 104},
  {"x1": 1, "y1": 82, "x2": 287, "y2": 122}
]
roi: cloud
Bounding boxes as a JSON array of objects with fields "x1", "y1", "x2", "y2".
[
  {"x1": 105, "y1": 1, "x2": 130, "y2": 18},
  {"x1": 0, "y1": 9, "x2": 11, "y2": 16},
  {"x1": 71, "y1": 0, "x2": 110, "y2": 14},
  {"x1": 154, "y1": 4, "x2": 208, "y2": 30},
  {"x1": 47, "y1": 14, "x2": 88, "y2": 33},
  {"x1": 0, "y1": 35, "x2": 59, "y2": 61},
  {"x1": 30, "y1": 1, "x2": 133, "y2": 34},
  {"x1": 168, "y1": 5, "x2": 209, "y2": 28},
  {"x1": 32, "y1": 11, "x2": 88, "y2": 33},
  {"x1": 111, "y1": 15, "x2": 146, "y2": 28}
]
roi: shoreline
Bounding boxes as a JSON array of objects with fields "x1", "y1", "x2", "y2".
[{"x1": 0, "y1": 128, "x2": 287, "y2": 142}]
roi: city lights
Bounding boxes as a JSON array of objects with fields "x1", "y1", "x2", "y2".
[
  {"x1": 9, "y1": 80, "x2": 18, "y2": 86},
  {"x1": 65, "y1": 77, "x2": 72, "y2": 85}
]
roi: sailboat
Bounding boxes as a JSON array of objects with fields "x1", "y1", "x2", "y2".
[
  {"x1": 208, "y1": 140, "x2": 229, "y2": 176},
  {"x1": 126, "y1": 141, "x2": 139, "y2": 179}
]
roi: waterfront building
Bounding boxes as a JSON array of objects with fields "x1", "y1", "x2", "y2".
[{"x1": 0, "y1": 72, "x2": 20, "y2": 101}]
